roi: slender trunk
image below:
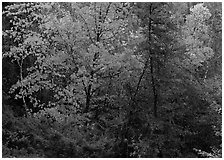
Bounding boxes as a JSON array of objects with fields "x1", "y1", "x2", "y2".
[
  {"x1": 85, "y1": 83, "x2": 92, "y2": 113},
  {"x1": 18, "y1": 59, "x2": 28, "y2": 115},
  {"x1": 150, "y1": 56, "x2": 158, "y2": 118},
  {"x1": 148, "y1": 4, "x2": 157, "y2": 118},
  {"x1": 133, "y1": 57, "x2": 150, "y2": 100},
  {"x1": 125, "y1": 57, "x2": 150, "y2": 139},
  {"x1": 84, "y1": 6, "x2": 103, "y2": 113}
]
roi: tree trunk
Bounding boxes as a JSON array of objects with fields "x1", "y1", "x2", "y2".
[
  {"x1": 148, "y1": 4, "x2": 158, "y2": 118},
  {"x1": 85, "y1": 84, "x2": 92, "y2": 113},
  {"x1": 150, "y1": 56, "x2": 158, "y2": 118},
  {"x1": 18, "y1": 59, "x2": 28, "y2": 116}
]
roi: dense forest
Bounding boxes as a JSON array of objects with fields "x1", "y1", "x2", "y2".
[{"x1": 2, "y1": 2, "x2": 222, "y2": 158}]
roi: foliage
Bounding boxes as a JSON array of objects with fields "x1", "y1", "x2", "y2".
[{"x1": 2, "y1": 2, "x2": 222, "y2": 158}]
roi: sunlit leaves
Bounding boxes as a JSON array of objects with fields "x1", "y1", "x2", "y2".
[
  {"x1": 182, "y1": 3, "x2": 214, "y2": 68},
  {"x1": 6, "y1": 2, "x2": 138, "y2": 110}
]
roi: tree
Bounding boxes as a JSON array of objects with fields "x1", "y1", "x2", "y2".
[{"x1": 2, "y1": 2, "x2": 221, "y2": 158}]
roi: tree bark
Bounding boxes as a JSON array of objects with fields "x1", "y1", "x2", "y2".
[
  {"x1": 150, "y1": 56, "x2": 158, "y2": 118},
  {"x1": 18, "y1": 59, "x2": 28, "y2": 116},
  {"x1": 85, "y1": 83, "x2": 92, "y2": 113},
  {"x1": 148, "y1": 4, "x2": 158, "y2": 118}
]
